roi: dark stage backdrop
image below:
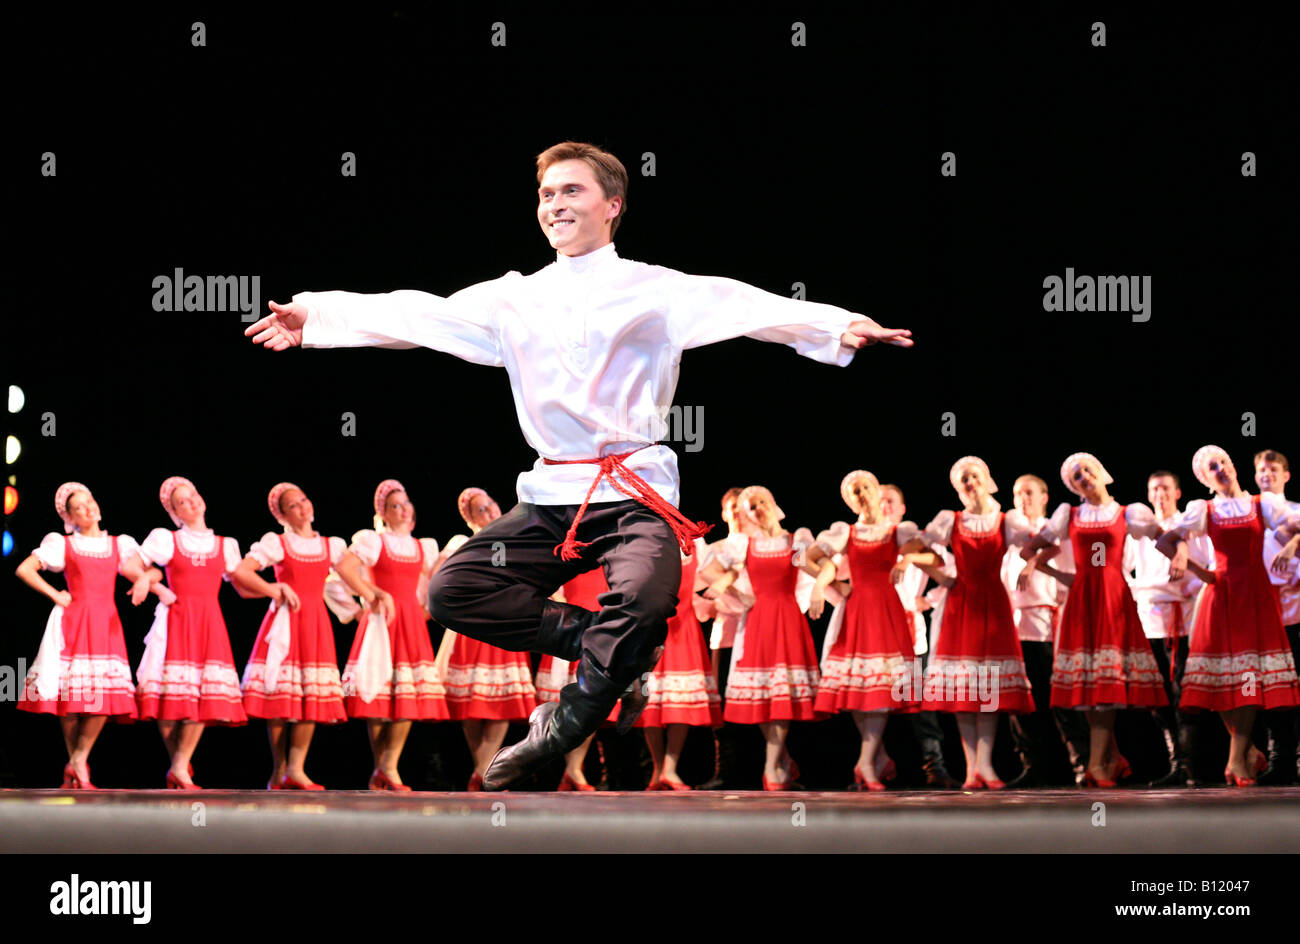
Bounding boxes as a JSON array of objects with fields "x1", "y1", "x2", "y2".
[{"x1": 1, "y1": 8, "x2": 1290, "y2": 788}]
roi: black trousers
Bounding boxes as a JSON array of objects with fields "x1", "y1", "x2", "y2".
[
  {"x1": 1148, "y1": 635, "x2": 1189, "y2": 714},
  {"x1": 427, "y1": 500, "x2": 681, "y2": 686},
  {"x1": 1263, "y1": 623, "x2": 1300, "y2": 766},
  {"x1": 1009, "y1": 640, "x2": 1091, "y2": 777}
]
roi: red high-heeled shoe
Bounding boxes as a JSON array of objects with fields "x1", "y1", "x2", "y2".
[
  {"x1": 1113, "y1": 754, "x2": 1132, "y2": 781},
  {"x1": 467, "y1": 772, "x2": 484, "y2": 792},
  {"x1": 659, "y1": 776, "x2": 692, "y2": 791},
  {"x1": 762, "y1": 773, "x2": 789, "y2": 791},
  {"x1": 1223, "y1": 766, "x2": 1257, "y2": 787},
  {"x1": 165, "y1": 770, "x2": 201, "y2": 791},
  {"x1": 974, "y1": 772, "x2": 1005, "y2": 790},
  {"x1": 853, "y1": 765, "x2": 886, "y2": 792},
  {"x1": 1251, "y1": 751, "x2": 1267, "y2": 777},
  {"x1": 368, "y1": 770, "x2": 412, "y2": 792},
  {"x1": 62, "y1": 762, "x2": 97, "y2": 790},
  {"x1": 961, "y1": 775, "x2": 985, "y2": 790},
  {"x1": 1084, "y1": 768, "x2": 1117, "y2": 788},
  {"x1": 280, "y1": 774, "x2": 325, "y2": 791},
  {"x1": 877, "y1": 758, "x2": 898, "y2": 782},
  {"x1": 557, "y1": 773, "x2": 596, "y2": 792}
]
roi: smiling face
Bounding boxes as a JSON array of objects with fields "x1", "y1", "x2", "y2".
[
  {"x1": 748, "y1": 492, "x2": 779, "y2": 532},
  {"x1": 1255, "y1": 459, "x2": 1289, "y2": 496},
  {"x1": 467, "y1": 494, "x2": 501, "y2": 531},
  {"x1": 849, "y1": 475, "x2": 881, "y2": 521},
  {"x1": 1147, "y1": 475, "x2": 1180, "y2": 517},
  {"x1": 1012, "y1": 477, "x2": 1048, "y2": 518},
  {"x1": 537, "y1": 159, "x2": 622, "y2": 257},
  {"x1": 383, "y1": 490, "x2": 414, "y2": 533},
  {"x1": 169, "y1": 484, "x2": 206, "y2": 527},
  {"x1": 279, "y1": 488, "x2": 314, "y2": 531},
  {"x1": 65, "y1": 490, "x2": 100, "y2": 532},
  {"x1": 878, "y1": 486, "x2": 905, "y2": 524},
  {"x1": 958, "y1": 465, "x2": 988, "y2": 505}
]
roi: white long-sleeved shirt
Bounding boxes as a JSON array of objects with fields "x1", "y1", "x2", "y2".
[
  {"x1": 297, "y1": 243, "x2": 857, "y2": 506},
  {"x1": 1261, "y1": 495, "x2": 1300, "y2": 625}
]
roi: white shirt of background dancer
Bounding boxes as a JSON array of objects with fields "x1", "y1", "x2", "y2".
[
  {"x1": 1126, "y1": 512, "x2": 1213, "y2": 640},
  {"x1": 1261, "y1": 495, "x2": 1300, "y2": 627}
]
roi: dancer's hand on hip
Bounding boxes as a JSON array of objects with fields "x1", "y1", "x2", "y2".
[
  {"x1": 245, "y1": 300, "x2": 307, "y2": 350},
  {"x1": 841, "y1": 316, "x2": 913, "y2": 349}
]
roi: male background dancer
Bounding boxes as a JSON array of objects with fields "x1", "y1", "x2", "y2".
[
  {"x1": 246, "y1": 141, "x2": 911, "y2": 789},
  {"x1": 1129, "y1": 470, "x2": 1213, "y2": 787},
  {"x1": 880, "y1": 484, "x2": 960, "y2": 788},
  {"x1": 1255, "y1": 450, "x2": 1300, "y2": 784}
]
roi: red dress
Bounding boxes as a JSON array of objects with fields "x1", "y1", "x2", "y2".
[
  {"x1": 814, "y1": 525, "x2": 920, "y2": 715},
  {"x1": 635, "y1": 552, "x2": 723, "y2": 728},
  {"x1": 445, "y1": 626, "x2": 537, "y2": 721},
  {"x1": 1051, "y1": 506, "x2": 1167, "y2": 707},
  {"x1": 20, "y1": 535, "x2": 138, "y2": 719},
  {"x1": 723, "y1": 533, "x2": 820, "y2": 723},
  {"x1": 137, "y1": 532, "x2": 247, "y2": 724},
  {"x1": 921, "y1": 513, "x2": 1034, "y2": 713},
  {"x1": 1182, "y1": 496, "x2": 1300, "y2": 710},
  {"x1": 535, "y1": 568, "x2": 619, "y2": 724},
  {"x1": 341, "y1": 535, "x2": 449, "y2": 720},
  {"x1": 241, "y1": 534, "x2": 348, "y2": 722}
]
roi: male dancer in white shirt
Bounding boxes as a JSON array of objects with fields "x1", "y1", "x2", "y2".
[
  {"x1": 879, "y1": 483, "x2": 960, "y2": 788},
  {"x1": 246, "y1": 141, "x2": 912, "y2": 789},
  {"x1": 1001, "y1": 474, "x2": 1088, "y2": 786},
  {"x1": 1254, "y1": 449, "x2": 1300, "y2": 784},
  {"x1": 1129, "y1": 470, "x2": 1214, "y2": 787}
]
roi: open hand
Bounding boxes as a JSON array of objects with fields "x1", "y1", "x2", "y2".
[
  {"x1": 841, "y1": 316, "x2": 913, "y2": 350},
  {"x1": 245, "y1": 300, "x2": 307, "y2": 350}
]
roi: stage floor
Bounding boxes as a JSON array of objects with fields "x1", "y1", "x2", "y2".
[{"x1": 2, "y1": 786, "x2": 1298, "y2": 853}]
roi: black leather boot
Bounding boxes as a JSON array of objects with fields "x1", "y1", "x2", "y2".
[
  {"x1": 615, "y1": 645, "x2": 664, "y2": 734},
  {"x1": 483, "y1": 653, "x2": 624, "y2": 791},
  {"x1": 1149, "y1": 727, "x2": 1192, "y2": 788},
  {"x1": 919, "y1": 738, "x2": 960, "y2": 789},
  {"x1": 1061, "y1": 723, "x2": 1090, "y2": 787},
  {"x1": 1006, "y1": 751, "x2": 1043, "y2": 789},
  {"x1": 1173, "y1": 719, "x2": 1200, "y2": 788},
  {"x1": 535, "y1": 600, "x2": 593, "y2": 662},
  {"x1": 697, "y1": 723, "x2": 740, "y2": 790},
  {"x1": 1259, "y1": 729, "x2": 1298, "y2": 785}
]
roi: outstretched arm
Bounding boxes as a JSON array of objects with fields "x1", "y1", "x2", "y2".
[
  {"x1": 667, "y1": 270, "x2": 912, "y2": 366},
  {"x1": 244, "y1": 276, "x2": 512, "y2": 366}
]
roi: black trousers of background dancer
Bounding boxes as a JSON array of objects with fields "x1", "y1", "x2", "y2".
[
  {"x1": 1148, "y1": 634, "x2": 1198, "y2": 786},
  {"x1": 909, "y1": 647, "x2": 960, "y2": 788},
  {"x1": 1009, "y1": 640, "x2": 1091, "y2": 786},
  {"x1": 1261, "y1": 623, "x2": 1300, "y2": 784},
  {"x1": 428, "y1": 500, "x2": 681, "y2": 684}
]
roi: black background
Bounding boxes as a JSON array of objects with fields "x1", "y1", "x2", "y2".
[{"x1": 2, "y1": 6, "x2": 1293, "y2": 791}]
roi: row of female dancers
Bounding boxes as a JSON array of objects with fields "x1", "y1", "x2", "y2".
[{"x1": 14, "y1": 444, "x2": 1300, "y2": 791}]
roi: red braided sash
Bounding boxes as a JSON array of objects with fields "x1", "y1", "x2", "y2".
[{"x1": 543, "y1": 448, "x2": 712, "y2": 560}]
